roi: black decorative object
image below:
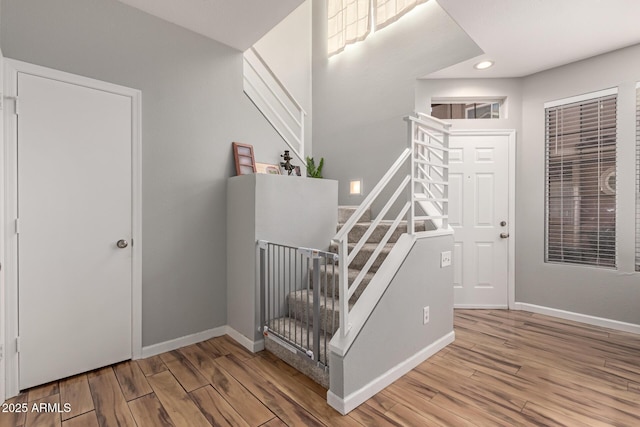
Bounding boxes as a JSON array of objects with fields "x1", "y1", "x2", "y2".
[{"x1": 280, "y1": 150, "x2": 296, "y2": 176}]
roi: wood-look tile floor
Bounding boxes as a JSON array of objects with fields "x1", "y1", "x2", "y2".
[{"x1": 2, "y1": 310, "x2": 639, "y2": 426}]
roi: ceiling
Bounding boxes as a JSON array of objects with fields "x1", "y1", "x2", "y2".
[
  {"x1": 116, "y1": 0, "x2": 304, "y2": 51},
  {"x1": 116, "y1": 0, "x2": 640, "y2": 78},
  {"x1": 428, "y1": 0, "x2": 640, "y2": 78}
]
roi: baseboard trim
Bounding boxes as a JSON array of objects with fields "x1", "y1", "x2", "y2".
[
  {"x1": 454, "y1": 304, "x2": 509, "y2": 309},
  {"x1": 514, "y1": 303, "x2": 640, "y2": 335},
  {"x1": 327, "y1": 331, "x2": 455, "y2": 415},
  {"x1": 225, "y1": 326, "x2": 265, "y2": 353},
  {"x1": 140, "y1": 326, "x2": 227, "y2": 358},
  {"x1": 140, "y1": 326, "x2": 265, "y2": 359}
]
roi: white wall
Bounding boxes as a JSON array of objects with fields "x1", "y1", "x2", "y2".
[
  {"x1": 254, "y1": 0, "x2": 313, "y2": 156},
  {"x1": 312, "y1": 0, "x2": 481, "y2": 206},
  {"x1": 1, "y1": 0, "x2": 297, "y2": 347}
]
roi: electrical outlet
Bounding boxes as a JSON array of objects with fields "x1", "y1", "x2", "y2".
[
  {"x1": 423, "y1": 306, "x2": 430, "y2": 324},
  {"x1": 441, "y1": 251, "x2": 452, "y2": 267}
]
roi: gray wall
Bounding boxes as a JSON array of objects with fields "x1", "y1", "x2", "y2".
[
  {"x1": 227, "y1": 174, "x2": 337, "y2": 343},
  {"x1": 1, "y1": 0, "x2": 296, "y2": 346},
  {"x1": 415, "y1": 78, "x2": 523, "y2": 132},
  {"x1": 517, "y1": 44, "x2": 640, "y2": 324},
  {"x1": 312, "y1": 0, "x2": 481, "y2": 207},
  {"x1": 420, "y1": 44, "x2": 640, "y2": 325},
  {"x1": 330, "y1": 234, "x2": 454, "y2": 399}
]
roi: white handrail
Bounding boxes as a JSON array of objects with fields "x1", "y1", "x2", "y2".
[
  {"x1": 333, "y1": 148, "x2": 411, "y2": 242},
  {"x1": 243, "y1": 47, "x2": 306, "y2": 162},
  {"x1": 332, "y1": 113, "x2": 451, "y2": 340}
]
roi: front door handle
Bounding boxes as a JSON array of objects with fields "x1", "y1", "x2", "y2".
[
  {"x1": 500, "y1": 233, "x2": 509, "y2": 239},
  {"x1": 116, "y1": 239, "x2": 129, "y2": 249}
]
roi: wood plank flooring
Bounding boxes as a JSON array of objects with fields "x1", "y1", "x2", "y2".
[{"x1": 1, "y1": 311, "x2": 639, "y2": 426}]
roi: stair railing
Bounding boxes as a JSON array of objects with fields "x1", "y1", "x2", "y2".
[
  {"x1": 331, "y1": 113, "x2": 451, "y2": 339},
  {"x1": 243, "y1": 47, "x2": 306, "y2": 163}
]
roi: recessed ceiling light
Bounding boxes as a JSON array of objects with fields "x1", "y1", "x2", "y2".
[{"x1": 474, "y1": 60, "x2": 494, "y2": 70}]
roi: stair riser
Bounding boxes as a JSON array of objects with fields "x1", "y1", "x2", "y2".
[
  {"x1": 338, "y1": 206, "x2": 371, "y2": 224},
  {"x1": 329, "y1": 246, "x2": 390, "y2": 272},
  {"x1": 287, "y1": 294, "x2": 341, "y2": 335},
  {"x1": 311, "y1": 268, "x2": 372, "y2": 300},
  {"x1": 344, "y1": 223, "x2": 408, "y2": 245}
]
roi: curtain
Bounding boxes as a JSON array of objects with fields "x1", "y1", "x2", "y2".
[
  {"x1": 375, "y1": 0, "x2": 428, "y2": 30},
  {"x1": 327, "y1": 0, "x2": 371, "y2": 56}
]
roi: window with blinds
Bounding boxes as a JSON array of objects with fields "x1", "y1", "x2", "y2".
[
  {"x1": 636, "y1": 85, "x2": 640, "y2": 271},
  {"x1": 327, "y1": 0, "x2": 371, "y2": 56},
  {"x1": 376, "y1": 0, "x2": 428, "y2": 30},
  {"x1": 328, "y1": 0, "x2": 427, "y2": 56},
  {"x1": 545, "y1": 89, "x2": 617, "y2": 268}
]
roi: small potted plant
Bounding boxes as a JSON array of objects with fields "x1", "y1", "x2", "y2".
[{"x1": 305, "y1": 156, "x2": 324, "y2": 178}]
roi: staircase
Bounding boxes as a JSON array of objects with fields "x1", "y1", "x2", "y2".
[
  {"x1": 259, "y1": 113, "x2": 453, "y2": 412},
  {"x1": 263, "y1": 206, "x2": 427, "y2": 387}
]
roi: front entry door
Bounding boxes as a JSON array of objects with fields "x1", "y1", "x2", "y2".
[
  {"x1": 448, "y1": 131, "x2": 513, "y2": 308},
  {"x1": 16, "y1": 70, "x2": 133, "y2": 389}
]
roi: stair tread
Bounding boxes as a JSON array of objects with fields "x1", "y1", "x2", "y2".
[
  {"x1": 266, "y1": 317, "x2": 331, "y2": 365},
  {"x1": 289, "y1": 289, "x2": 355, "y2": 310}
]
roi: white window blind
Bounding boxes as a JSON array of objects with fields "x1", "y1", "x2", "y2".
[
  {"x1": 375, "y1": 0, "x2": 427, "y2": 30},
  {"x1": 327, "y1": 0, "x2": 371, "y2": 56},
  {"x1": 636, "y1": 85, "x2": 640, "y2": 271},
  {"x1": 545, "y1": 91, "x2": 617, "y2": 268}
]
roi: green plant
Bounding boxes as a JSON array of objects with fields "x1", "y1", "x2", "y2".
[{"x1": 305, "y1": 156, "x2": 324, "y2": 178}]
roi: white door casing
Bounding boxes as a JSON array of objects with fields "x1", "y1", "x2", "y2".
[
  {"x1": 448, "y1": 130, "x2": 515, "y2": 308},
  {"x1": 0, "y1": 48, "x2": 5, "y2": 404},
  {"x1": 3, "y1": 59, "x2": 142, "y2": 397}
]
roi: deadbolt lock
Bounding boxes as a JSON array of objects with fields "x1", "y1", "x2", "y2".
[{"x1": 500, "y1": 221, "x2": 507, "y2": 227}]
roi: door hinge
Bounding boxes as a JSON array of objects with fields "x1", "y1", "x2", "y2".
[
  {"x1": 3, "y1": 95, "x2": 18, "y2": 115},
  {"x1": 15, "y1": 337, "x2": 20, "y2": 353},
  {"x1": 15, "y1": 218, "x2": 20, "y2": 234}
]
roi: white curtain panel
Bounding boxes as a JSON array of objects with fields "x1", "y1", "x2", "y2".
[
  {"x1": 327, "y1": 0, "x2": 371, "y2": 55},
  {"x1": 375, "y1": 0, "x2": 427, "y2": 30}
]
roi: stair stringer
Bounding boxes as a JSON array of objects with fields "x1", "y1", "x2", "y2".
[{"x1": 327, "y1": 230, "x2": 455, "y2": 415}]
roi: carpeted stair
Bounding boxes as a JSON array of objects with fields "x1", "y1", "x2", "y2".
[{"x1": 265, "y1": 206, "x2": 425, "y2": 387}]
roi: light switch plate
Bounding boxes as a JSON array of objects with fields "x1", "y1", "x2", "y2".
[{"x1": 441, "y1": 251, "x2": 452, "y2": 267}]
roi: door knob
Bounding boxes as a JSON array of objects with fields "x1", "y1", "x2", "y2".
[
  {"x1": 500, "y1": 233, "x2": 509, "y2": 239},
  {"x1": 116, "y1": 239, "x2": 129, "y2": 249}
]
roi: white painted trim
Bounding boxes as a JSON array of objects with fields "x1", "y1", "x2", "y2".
[
  {"x1": 0, "y1": 48, "x2": 5, "y2": 405},
  {"x1": 139, "y1": 325, "x2": 264, "y2": 359},
  {"x1": 514, "y1": 303, "x2": 640, "y2": 335},
  {"x1": 3, "y1": 59, "x2": 143, "y2": 397},
  {"x1": 328, "y1": 331, "x2": 455, "y2": 415},
  {"x1": 225, "y1": 326, "x2": 265, "y2": 353},
  {"x1": 140, "y1": 326, "x2": 227, "y2": 359},
  {"x1": 449, "y1": 129, "x2": 517, "y2": 310},
  {"x1": 544, "y1": 87, "x2": 618, "y2": 109},
  {"x1": 454, "y1": 304, "x2": 508, "y2": 309}
]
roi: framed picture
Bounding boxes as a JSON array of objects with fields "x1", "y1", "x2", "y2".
[
  {"x1": 232, "y1": 142, "x2": 256, "y2": 175},
  {"x1": 256, "y1": 162, "x2": 281, "y2": 175}
]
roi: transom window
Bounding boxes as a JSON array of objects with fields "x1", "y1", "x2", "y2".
[
  {"x1": 545, "y1": 89, "x2": 617, "y2": 268},
  {"x1": 431, "y1": 100, "x2": 502, "y2": 120}
]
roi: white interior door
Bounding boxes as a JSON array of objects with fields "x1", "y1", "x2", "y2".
[
  {"x1": 448, "y1": 131, "x2": 512, "y2": 308},
  {"x1": 17, "y1": 71, "x2": 133, "y2": 389}
]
